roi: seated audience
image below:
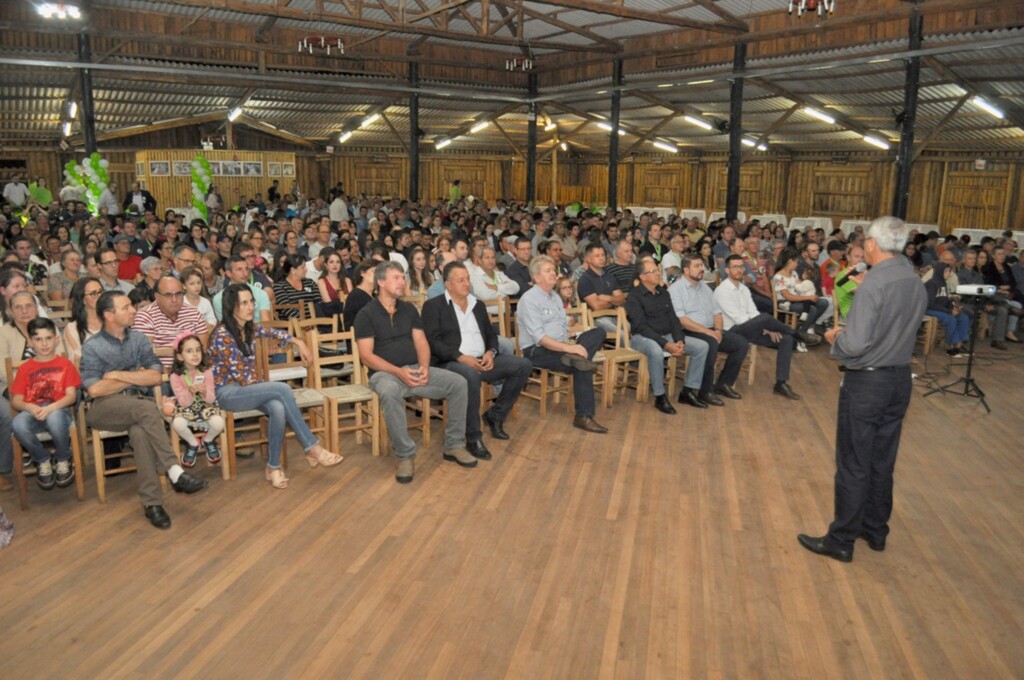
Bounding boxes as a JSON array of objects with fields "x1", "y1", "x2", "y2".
[
  {"x1": 924, "y1": 259, "x2": 972, "y2": 358},
  {"x1": 772, "y1": 248, "x2": 827, "y2": 347},
  {"x1": 134, "y1": 275, "x2": 210, "y2": 369},
  {"x1": 213, "y1": 255, "x2": 271, "y2": 322},
  {"x1": 272, "y1": 254, "x2": 319, "y2": 320},
  {"x1": 957, "y1": 249, "x2": 1017, "y2": 347}
]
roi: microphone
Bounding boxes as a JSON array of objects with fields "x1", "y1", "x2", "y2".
[{"x1": 835, "y1": 262, "x2": 867, "y2": 288}]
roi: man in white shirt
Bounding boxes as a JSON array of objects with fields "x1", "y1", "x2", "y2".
[
  {"x1": 329, "y1": 194, "x2": 349, "y2": 226},
  {"x1": 98, "y1": 181, "x2": 121, "y2": 216},
  {"x1": 713, "y1": 254, "x2": 802, "y2": 399},
  {"x1": 470, "y1": 246, "x2": 519, "y2": 305},
  {"x1": 3, "y1": 175, "x2": 31, "y2": 208}
]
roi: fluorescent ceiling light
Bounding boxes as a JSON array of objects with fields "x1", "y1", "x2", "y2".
[
  {"x1": 658, "y1": 83, "x2": 673, "y2": 89},
  {"x1": 68, "y1": 101, "x2": 77, "y2": 118},
  {"x1": 803, "y1": 107, "x2": 836, "y2": 125},
  {"x1": 544, "y1": 122, "x2": 557, "y2": 132},
  {"x1": 972, "y1": 97, "x2": 1004, "y2": 119},
  {"x1": 597, "y1": 90, "x2": 607, "y2": 95},
  {"x1": 62, "y1": 121, "x2": 72, "y2": 136},
  {"x1": 360, "y1": 113, "x2": 380, "y2": 128},
  {"x1": 470, "y1": 121, "x2": 489, "y2": 133},
  {"x1": 435, "y1": 138, "x2": 452, "y2": 149},
  {"x1": 742, "y1": 138, "x2": 767, "y2": 151},
  {"x1": 228, "y1": 107, "x2": 242, "y2": 122},
  {"x1": 652, "y1": 140, "x2": 678, "y2": 153},
  {"x1": 683, "y1": 115, "x2": 713, "y2": 131},
  {"x1": 862, "y1": 135, "x2": 890, "y2": 150},
  {"x1": 338, "y1": 131, "x2": 353, "y2": 143},
  {"x1": 688, "y1": 79, "x2": 714, "y2": 86},
  {"x1": 597, "y1": 122, "x2": 625, "y2": 135}
]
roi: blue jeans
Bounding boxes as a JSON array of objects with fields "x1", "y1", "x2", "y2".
[
  {"x1": 0, "y1": 396, "x2": 12, "y2": 474},
  {"x1": 925, "y1": 308, "x2": 971, "y2": 346},
  {"x1": 630, "y1": 333, "x2": 708, "y2": 395},
  {"x1": 12, "y1": 408, "x2": 74, "y2": 463},
  {"x1": 216, "y1": 382, "x2": 319, "y2": 469}
]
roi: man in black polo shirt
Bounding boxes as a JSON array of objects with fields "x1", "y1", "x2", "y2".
[
  {"x1": 354, "y1": 261, "x2": 474, "y2": 484},
  {"x1": 577, "y1": 243, "x2": 625, "y2": 334},
  {"x1": 505, "y1": 236, "x2": 534, "y2": 298},
  {"x1": 625, "y1": 260, "x2": 687, "y2": 415}
]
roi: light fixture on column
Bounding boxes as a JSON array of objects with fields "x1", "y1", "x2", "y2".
[
  {"x1": 505, "y1": 57, "x2": 534, "y2": 71},
  {"x1": 299, "y1": 35, "x2": 344, "y2": 56}
]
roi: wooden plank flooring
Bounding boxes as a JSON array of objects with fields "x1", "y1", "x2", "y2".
[{"x1": 1, "y1": 344, "x2": 1022, "y2": 679}]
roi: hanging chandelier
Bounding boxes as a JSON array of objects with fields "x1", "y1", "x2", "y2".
[
  {"x1": 788, "y1": 0, "x2": 835, "y2": 17},
  {"x1": 298, "y1": 35, "x2": 344, "y2": 56}
]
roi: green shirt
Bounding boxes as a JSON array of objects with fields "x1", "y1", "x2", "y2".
[{"x1": 835, "y1": 267, "x2": 858, "y2": 319}]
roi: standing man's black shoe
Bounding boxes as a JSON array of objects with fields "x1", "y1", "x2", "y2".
[
  {"x1": 144, "y1": 505, "x2": 171, "y2": 529},
  {"x1": 859, "y1": 531, "x2": 886, "y2": 551},
  {"x1": 773, "y1": 382, "x2": 801, "y2": 400},
  {"x1": 572, "y1": 416, "x2": 608, "y2": 433},
  {"x1": 715, "y1": 384, "x2": 742, "y2": 400},
  {"x1": 797, "y1": 534, "x2": 852, "y2": 563},
  {"x1": 677, "y1": 388, "x2": 708, "y2": 409},
  {"x1": 654, "y1": 394, "x2": 676, "y2": 414},
  {"x1": 482, "y1": 409, "x2": 510, "y2": 440},
  {"x1": 698, "y1": 391, "x2": 725, "y2": 407},
  {"x1": 171, "y1": 472, "x2": 208, "y2": 494},
  {"x1": 466, "y1": 440, "x2": 492, "y2": 461}
]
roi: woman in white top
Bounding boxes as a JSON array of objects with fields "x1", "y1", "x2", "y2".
[
  {"x1": 180, "y1": 266, "x2": 217, "y2": 325},
  {"x1": 63, "y1": 277, "x2": 104, "y2": 361},
  {"x1": 771, "y1": 248, "x2": 831, "y2": 341}
]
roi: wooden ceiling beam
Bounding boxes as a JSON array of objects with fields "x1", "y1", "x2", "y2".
[
  {"x1": 623, "y1": 112, "x2": 676, "y2": 157},
  {"x1": 743, "y1": 103, "x2": 799, "y2": 160},
  {"x1": 924, "y1": 55, "x2": 1024, "y2": 132},
  {"x1": 491, "y1": 119, "x2": 527, "y2": 160},
  {"x1": 236, "y1": 113, "x2": 317, "y2": 148},
  {"x1": 67, "y1": 110, "x2": 229, "y2": 144},
  {"x1": 688, "y1": 0, "x2": 748, "y2": 31},
  {"x1": 127, "y1": 0, "x2": 615, "y2": 52},
  {"x1": 528, "y1": 0, "x2": 746, "y2": 34},
  {"x1": 493, "y1": 0, "x2": 621, "y2": 51},
  {"x1": 539, "y1": 119, "x2": 590, "y2": 160},
  {"x1": 912, "y1": 93, "x2": 971, "y2": 162},
  {"x1": 378, "y1": 112, "x2": 409, "y2": 152}
]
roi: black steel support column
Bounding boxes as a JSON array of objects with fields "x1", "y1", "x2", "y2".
[
  {"x1": 607, "y1": 59, "x2": 623, "y2": 212},
  {"x1": 892, "y1": 7, "x2": 922, "y2": 219},
  {"x1": 726, "y1": 43, "x2": 746, "y2": 222},
  {"x1": 409, "y1": 62, "x2": 420, "y2": 202},
  {"x1": 526, "y1": 73, "x2": 538, "y2": 204},
  {"x1": 77, "y1": 32, "x2": 97, "y2": 154}
]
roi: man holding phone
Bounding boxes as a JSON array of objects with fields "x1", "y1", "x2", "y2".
[{"x1": 355, "y1": 261, "x2": 474, "y2": 484}]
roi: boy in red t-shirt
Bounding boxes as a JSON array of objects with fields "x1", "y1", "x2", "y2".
[{"x1": 10, "y1": 318, "x2": 81, "y2": 490}]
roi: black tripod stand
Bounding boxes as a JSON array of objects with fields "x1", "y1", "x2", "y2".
[{"x1": 923, "y1": 296, "x2": 990, "y2": 413}]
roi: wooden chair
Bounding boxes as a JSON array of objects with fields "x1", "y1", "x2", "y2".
[
  {"x1": 82, "y1": 400, "x2": 137, "y2": 505},
  {"x1": 917, "y1": 315, "x2": 938, "y2": 357},
  {"x1": 272, "y1": 301, "x2": 309, "y2": 322},
  {"x1": 308, "y1": 330, "x2": 380, "y2": 456},
  {"x1": 769, "y1": 278, "x2": 800, "y2": 329},
  {"x1": 255, "y1": 336, "x2": 329, "y2": 452},
  {"x1": 512, "y1": 333, "x2": 573, "y2": 418},
  {"x1": 5, "y1": 358, "x2": 86, "y2": 510},
  {"x1": 585, "y1": 307, "x2": 648, "y2": 407}
]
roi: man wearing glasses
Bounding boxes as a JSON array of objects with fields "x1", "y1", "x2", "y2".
[
  {"x1": 96, "y1": 248, "x2": 135, "y2": 294},
  {"x1": 134, "y1": 275, "x2": 210, "y2": 369},
  {"x1": 308, "y1": 220, "x2": 334, "y2": 260},
  {"x1": 713, "y1": 254, "x2": 802, "y2": 400},
  {"x1": 171, "y1": 244, "x2": 199, "y2": 279}
]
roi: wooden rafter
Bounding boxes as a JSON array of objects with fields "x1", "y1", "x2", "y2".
[
  {"x1": 379, "y1": 112, "x2": 409, "y2": 152},
  {"x1": 530, "y1": 0, "x2": 746, "y2": 34},
  {"x1": 492, "y1": 119, "x2": 526, "y2": 159},
  {"x1": 493, "y1": 0, "x2": 621, "y2": 51},
  {"x1": 924, "y1": 56, "x2": 1024, "y2": 132},
  {"x1": 912, "y1": 94, "x2": 970, "y2": 161},
  {"x1": 688, "y1": 0, "x2": 747, "y2": 30},
  {"x1": 539, "y1": 119, "x2": 590, "y2": 160},
  {"x1": 743, "y1": 103, "x2": 799, "y2": 160},
  {"x1": 624, "y1": 113, "x2": 676, "y2": 156},
  {"x1": 68, "y1": 110, "x2": 228, "y2": 144}
]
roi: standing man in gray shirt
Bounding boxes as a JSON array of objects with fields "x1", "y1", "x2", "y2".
[
  {"x1": 798, "y1": 216, "x2": 927, "y2": 563},
  {"x1": 80, "y1": 291, "x2": 207, "y2": 529}
]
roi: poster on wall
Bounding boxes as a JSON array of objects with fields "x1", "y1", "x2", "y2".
[
  {"x1": 222, "y1": 161, "x2": 241, "y2": 176},
  {"x1": 268, "y1": 162, "x2": 281, "y2": 177},
  {"x1": 149, "y1": 161, "x2": 170, "y2": 176},
  {"x1": 208, "y1": 161, "x2": 222, "y2": 176},
  {"x1": 283, "y1": 162, "x2": 295, "y2": 177},
  {"x1": 242, "y1": 161, "x2": 263, "y2": 176},
  {"x1": 173, "y1": 160, "x2": 192, "y2": 176}
]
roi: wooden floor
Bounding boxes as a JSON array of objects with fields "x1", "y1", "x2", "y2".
[{"x1": 1, "y1": 343, "x2": 1022, "y2": 679}]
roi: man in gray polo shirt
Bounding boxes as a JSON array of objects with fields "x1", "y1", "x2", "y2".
[{"x1": 80, "y1": 290, "x2": 207, "y2": 529}]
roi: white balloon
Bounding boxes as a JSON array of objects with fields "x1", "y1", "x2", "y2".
[
  {"x1": 97, "y1": 182, "x2": 107, "y2": 191},
  {"x1": 99, "y1": 159, "x2": 109, "y2": 168}
]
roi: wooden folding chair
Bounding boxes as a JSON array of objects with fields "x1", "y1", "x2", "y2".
[
  {"x1": 512, "y1": 334, "x2": 573, "y2": 418},
  {"x1": 5, "y1": 358, "x2": 86, "y2": 510},
  {"x1": 585, "y1": 307, "x2": 648, "y2": 407},
  {"x1": 308, "y1": 330, "x2": 380, "y2": 456},
  {"x1": 770, "y1": 278, "x2": 800, "y2": 329}
]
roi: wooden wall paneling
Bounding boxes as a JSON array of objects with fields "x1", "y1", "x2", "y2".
[
  {"x1": 348, "y1": 158, "x2": 404, "y2": 199},
  {"x1": 636, "y1": 164, "x2": 684, "y2": 207},
  {"x1": 707, "y1": 164, "x2": 763, "y2": 215},
  {"x1": 906, "y1": 161, "x2": 945, "y2": 226},
  {"x1": 939, "y1": 167, "x2": 1010, "y2": 230},
  {"x1": 1010, "y1": 163, "x2": 1024, "y2": 229},
  {"x1": 811, "y1": 165, "x2": 872, "y2": 219}
]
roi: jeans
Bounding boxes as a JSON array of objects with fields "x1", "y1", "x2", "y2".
[
  {"x1": 440, "y1": 354, "x2": 532, "y2": 441},
  {"x1": 369, "y1": 366, "x2": 467, "y2": 460},
  {"x1": 826, "y1": 366, "x2": 913, "y2": 552},
  {"x1": 630, "y1": 333, "x2": 708, "y2": 395},
  {"x1": 683, "y1": 329, "x2": 749, "y2": 391},
  {"x1": 789, "y1": 298, "x2": 831, "y2": 334},
  {"x1": 13, "y1": 408, "x2": 73, "y2": 463},
  {"x1": 522, "y1": 328, "x2": 605, "y2": 418},
  {"x1": 925, "y1": 308, "x2": 971, "y2": 346},
  {"x1": 0, "y1": 396, "x2": 12, "y2": 474},
  {"x1": 216, "y1": 381, "x2": 320, "y2": 469}
]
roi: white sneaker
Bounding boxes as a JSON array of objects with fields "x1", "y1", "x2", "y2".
[
  {"x1": 806, "y1": 327, "x2": 817, "y2": 336},
  {"x1": 798, "y1": 312, "x2": 808, "y2": 322},
  {"x1": 796, "y1": 341, "x2": 808, "y2": 353}
]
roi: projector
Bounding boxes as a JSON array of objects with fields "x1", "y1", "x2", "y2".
[{"x1": 955, "y1": 284, "x2": 996, "y2": 297}]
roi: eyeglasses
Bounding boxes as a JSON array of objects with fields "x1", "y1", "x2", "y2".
[
  {"x1": 641, "y1": 269, "x2": 659, "y2": 276},
  {"x1": 100, "y1": 259, "x2": 118, "y2": 266},
  {"x1": 84, "y1": 290, "x2": 102, "y2": 297},
  {"x1": 177, "y1": 258, "x2": 196, "y2": 266}
]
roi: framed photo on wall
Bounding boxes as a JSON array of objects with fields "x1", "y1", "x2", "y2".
[
  {"x1": 208, "y1": 161, "x2": 222, "y2": 175},
  {"x1": 173, "y1": 160, "x2": 192, "y2": 176},
  {"x1": 282, "y1": 162, "x2": 295, "y2": 177},
  {"x1": 149, "y1": 161, "x2": 170, "y2": 176},
  {"x1": 242, "y1": 161, "x2": 262, "y2": 176},
  {"x1": 268, "y1": 162, "x2": 281, "y2": 177},
  {"x1": 222, "y1": 161, "x2": 241, "y2": 176}
]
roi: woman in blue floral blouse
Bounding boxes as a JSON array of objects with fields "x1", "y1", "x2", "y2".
[{"x1": 209, "y1": 283, "x2": 342, "y2": 489}]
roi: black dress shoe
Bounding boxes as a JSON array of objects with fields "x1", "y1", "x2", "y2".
[
  {"x1": 466, "y1": 440, "x2": 492, "y2": 461},
  {"x1": 560, "y1": 353, "x2": 597, "y2": 372},
  {"x1": 797, "y1": 534, "x2": 852, "y2": 563},
  {"x1": 859, "y1": 531, "x2": 886, "y2": 552},
  {"x1": 677, "y1": 388, "x2": 708, "y2": 409},
  {"x1": 798, "y1": 331, "x2": 822, "y2": 346},
  {"x1": 144, "y1": 505, "x2": 171, "y2": 530},
  {"x1": 773, "y1": 382, "x2": 801, "y2": 400},
  {"x1": 715, "y1": 384, "x2": 742, "y2": 400},
  {"x1": 699, "y1": 391, "x2": 725, "y2": 407},
  {"x1": 482, "y1": 409, "x2": 510, "y2": 440},
  {"x1": 991, "y1": 340, "x2": 1008, "y2": 351},
  {"x1": 572, "y1": 416, "x2": 608, "y2": 433},
  {"x1": 171, "y1": 472, "x2": 208, "y2": 494},
  {"x1": 654, "y1": 394, "x2": 677, "y2": 415}
]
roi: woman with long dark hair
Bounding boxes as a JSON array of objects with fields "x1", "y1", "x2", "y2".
[
  {"x1": 208, "y1": 283, "x2": 342, "y2": 489},
  {"x1": 272, "y1": 253, "x2": 318, "y2": 320}
]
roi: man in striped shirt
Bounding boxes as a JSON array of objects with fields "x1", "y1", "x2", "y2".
[{"x1": 133, "y1": 275, "x2": 210, "y2": 368}]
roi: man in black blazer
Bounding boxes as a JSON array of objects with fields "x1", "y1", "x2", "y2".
[
  {"x1": 122, "y1": 181, "x2": 157, "y2": 214},
  {"x1": 422, "y1": 262, "x2": 533, "y2": 460}
]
